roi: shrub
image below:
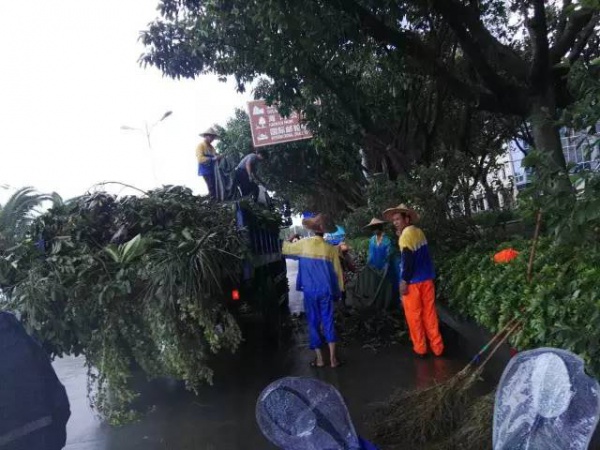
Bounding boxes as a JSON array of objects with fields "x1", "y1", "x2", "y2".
[{"x1": 439, "y1": 238, "x2": 600, "y2": 377}]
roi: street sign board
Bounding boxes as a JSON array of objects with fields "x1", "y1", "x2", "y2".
[{"x1": 247, "y1": 100, "x2": 313, "y2": 148}]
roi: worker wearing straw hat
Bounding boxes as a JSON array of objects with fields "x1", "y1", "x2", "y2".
[
  {"x1": 196, "y1": 127, "x2": 222, "y2": 199},
  {"x1": 383, "y1": 204, "x2": 444, "y2": 357},
  {"x1": 344, "y1": 217, "x2": 396, "y2": 310},
  {"x1": 364, "y1": 218, "x2": 392, "y2": 271},
  {"x1": 282, "y1": 214, "x2": 345, "y2": 368}
]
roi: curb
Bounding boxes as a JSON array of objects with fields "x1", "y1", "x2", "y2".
[{"x1": 437, "y1": 302, "x2": 516, "y2": 383}]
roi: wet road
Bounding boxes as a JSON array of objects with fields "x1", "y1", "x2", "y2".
[
  {"x1": 54, "y1": 262, "x2": 467, "y2": 450},
  {"x1": 285, "y1": 259, "x2": 303, "y2": 315}
]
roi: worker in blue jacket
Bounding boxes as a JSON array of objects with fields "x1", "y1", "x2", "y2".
[
  {"x1": 365, "y1": 218, "x2": 392, "y2": 271},
  {"x1": 283, "y1": 213, "x2": 344, "y2": 369}
]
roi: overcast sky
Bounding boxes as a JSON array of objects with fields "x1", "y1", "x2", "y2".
[{"x1": 0, "y1": 0, "x2": 252, "y2": 203}]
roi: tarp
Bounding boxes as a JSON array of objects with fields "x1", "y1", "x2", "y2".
[
  {"x1": 345, "y1": 266, "x2": 396, "y2": 311},
  {"x1": 214, "y1": 154, "x2": 238, "y2": 202},
  {"x1": 0, "y1": 312, "x2": 70, "y2": 450},
  {"x1": 215, "y1": 155, "x2": 272, "y2": 206},
  {"x1": 325, "y1": 226, "x2": 346, "y2": 245},
  {"x1": 494, "y1": 348, "x2": 600, "y2": 450}
]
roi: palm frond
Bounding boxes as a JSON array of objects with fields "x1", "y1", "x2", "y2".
[{"x1": 0, "y1": 187, "x2": 52, "y2": 249}]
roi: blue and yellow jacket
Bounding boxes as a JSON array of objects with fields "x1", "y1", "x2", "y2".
[
  {"x1": 282, "y1": 236, "x2": 344, "y2": 298},
  {"x1": 196, "y1": 140, "x2": 217, "y2": 176},
  {"x1": 398, "y1": 225, "x2": 435, "y2": 284}
]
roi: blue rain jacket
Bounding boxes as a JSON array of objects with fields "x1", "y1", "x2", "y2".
[
  {"x1": 367, "y1": 234, "x2": 392, "y2": 271},
  {"x1": 283, "y1": 236, "x2": 344, "y2": 297}
]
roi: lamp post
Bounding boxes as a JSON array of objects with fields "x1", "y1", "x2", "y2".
[{"x1": 120, "y1": 110, "x2": 173, "y2": 185}]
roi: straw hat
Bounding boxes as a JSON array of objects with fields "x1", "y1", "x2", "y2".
[
  {"x1": 382, "y1": 204, "x2": 420, "y2": 223},
  {"x1": 302, "y1": 213, "x2": 336, "y2": 234},
  {"x1": 199, "y1": 127, "x2": 220, "y2": 138},
  {"x1": 363, "y1": 217, "x2": 387, "y2": 229}
]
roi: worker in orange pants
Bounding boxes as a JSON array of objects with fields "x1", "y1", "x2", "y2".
[{"x1": 383, "y1": 204, "x2": 444, "y2": 357}]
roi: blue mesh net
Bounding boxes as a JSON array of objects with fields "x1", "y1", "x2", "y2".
[
  {"x1": 494, "y1": 348, "x2": 600, "y2": 450},
  {"x1": 256, "y1": 377, "x2": 363, "y2": 450}
]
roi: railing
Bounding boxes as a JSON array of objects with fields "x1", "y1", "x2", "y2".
[{"x1": 571, "y1": 159, "x2": 600, "y2": 174}]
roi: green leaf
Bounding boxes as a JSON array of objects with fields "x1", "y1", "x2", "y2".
[
  {"x1": 182, "y1": 228, "x2": 193, "y2": 240},
  {"x1": 104, "y1": 245, "x2": 121, "y2": 263},
  {"x1": 122, "y1": 234, "x2": 141, "y2": 258}
]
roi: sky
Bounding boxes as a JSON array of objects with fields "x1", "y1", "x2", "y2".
[{"x1": 0, "y1": 0, "x2": 253, "y2": 204}]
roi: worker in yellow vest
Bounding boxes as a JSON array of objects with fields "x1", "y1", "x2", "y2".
[{"x1": 196, "y1": 127, "x2": 222, "y2": 199}]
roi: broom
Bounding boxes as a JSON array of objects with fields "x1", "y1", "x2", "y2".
[
  {"x1": 425, "y1": 391, "x2": 496, "y2": 450},
  {"x1": 369, "y1": 320, "x2": 520, "y2": 448},
  {"x1": 431, "y1": 210, "x2": 543, "y2": 450},
  {"x1": 368, "y1": 211, "x2": 542, "y2": 448}
]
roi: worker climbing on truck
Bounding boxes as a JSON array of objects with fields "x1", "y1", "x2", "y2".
[{"x1": 234, "y1": 148, "x2": 269, "y2": 201}]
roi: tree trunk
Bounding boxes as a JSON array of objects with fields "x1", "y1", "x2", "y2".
[
  {"x1": 529, "y1": 96, "x2": 568, "y2": 173},
  {"x1": 462, "y1": 191, "x2": 472, "y2": 217},
  {"x1": 483, "y1": 183, "x2": 499, "y2": 211}
]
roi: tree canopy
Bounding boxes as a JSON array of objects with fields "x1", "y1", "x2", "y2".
[
  {"x1": 214, "y1": 109, "x2": 366, "y2": 214},
  {"x1": 141, "y1": 0, "x2": 599, "y2": 177}
]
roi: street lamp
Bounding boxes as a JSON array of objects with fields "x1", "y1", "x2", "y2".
[{"x1": 120, "y1": 110, "x2": 173, "y2": 184}]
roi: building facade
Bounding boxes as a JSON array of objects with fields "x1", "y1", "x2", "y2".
[{"x1": 509, "y1": 127, "x2": 600, "y2": 192}]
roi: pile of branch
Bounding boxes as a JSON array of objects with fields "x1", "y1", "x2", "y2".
[
  {"x1": 287, "y1": 306, "x2": 407, "y2": 352},
  {"x1": 369, "y1": 386, "x2": 495, "y2": 450},
  {"x1": 425, "y1": 392, "x2": 495, "y2": 450},
  {"x1": 336, "y1": 308, "x2": 407, "y2": 352}
]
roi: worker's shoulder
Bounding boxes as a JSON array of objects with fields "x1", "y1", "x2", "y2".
[
  {"x1": 402, "y1": 225, "x2": 425, "y2": 237},
  {"x1": 196, "y1": 140, "x2": 208, "y2": 149},
  {"x1": 304, "y1": 237, "x2": 338, "y2": 257},
  {"x1": 399, "y1": 226, "x2": 426, "y2": 247},
  {"x1": 410, "y1": 225, "x2": 426, "y2": 238}
]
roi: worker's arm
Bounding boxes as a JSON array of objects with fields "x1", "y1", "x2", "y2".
[
  {"x1": 282, "y1": 240, "x2": 305, "y2": 259},
  {"x1": 246, "y1": 155, "x2": 264, "y2": 185},
  {"x1": 400, "y1": 249, "x2": 415, "y2": 283},
  {"x1": 332, "y1": 250, "x2": 345, "y2": 296},
  {"x1": 246, "y1": 159, "x2": 264, "y2": 185},
  {"x1": 398, "y1": 229, "x2": 418, "y2": 294},
  {"x1": 245, "y1": 158, "x2": 254, "y2": 178}
]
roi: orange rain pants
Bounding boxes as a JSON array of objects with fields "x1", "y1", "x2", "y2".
[{"x1": 402, "y1": 279, "x2": 444, "y2": 356}]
